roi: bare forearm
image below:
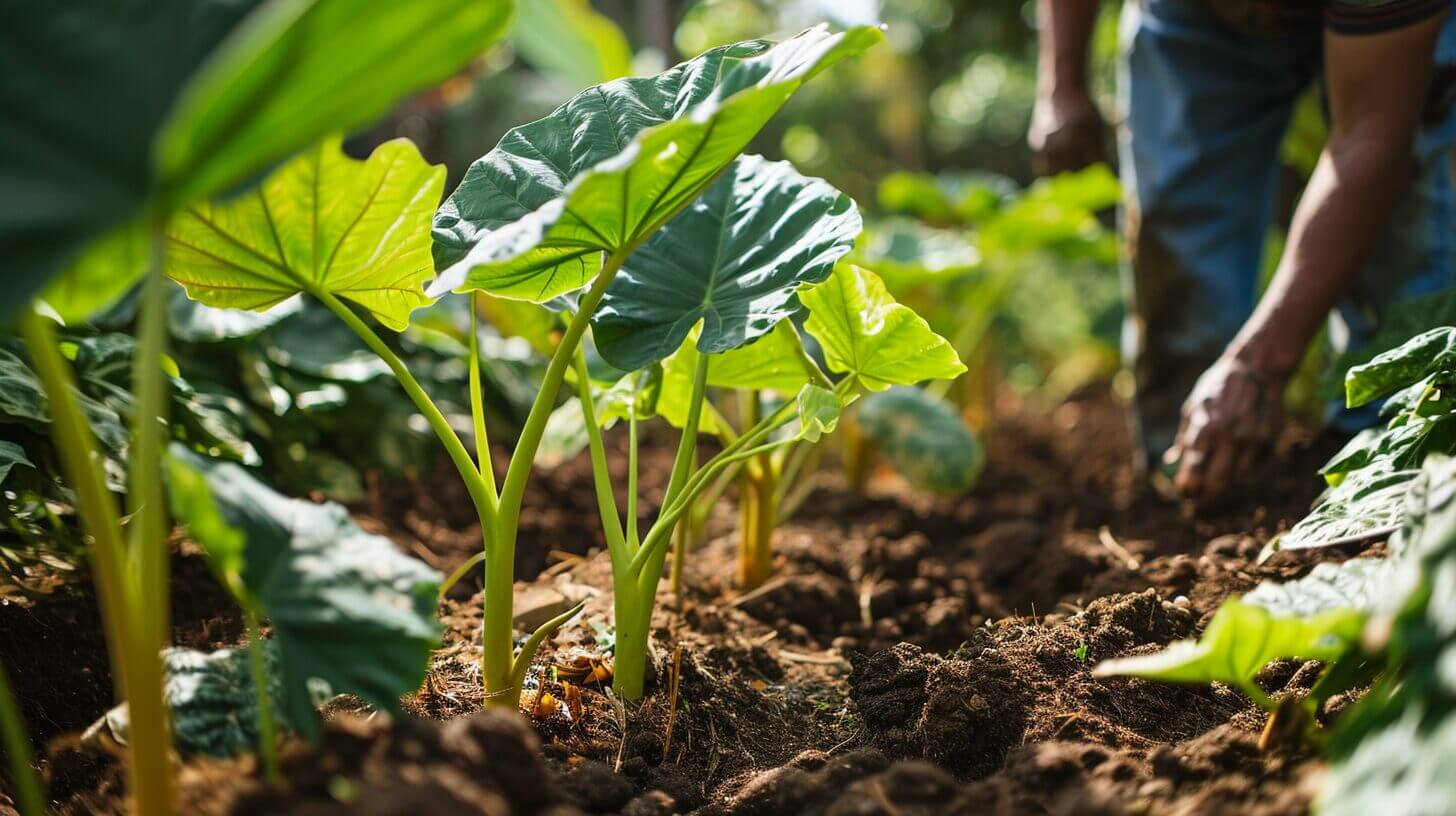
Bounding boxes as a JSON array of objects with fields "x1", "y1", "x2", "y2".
[
  {"x1": 1036, "y1": 0, "x2": 1101, "y2": 94},
  {"x1": 1230, "y1": 142, "x2": 1414, "y2": 379}
]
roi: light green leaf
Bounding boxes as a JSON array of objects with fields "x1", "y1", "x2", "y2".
[
  {"x1": 800, "y1": 264, "x2": 965, "y2": 392},
  {"x1": 856, "y1": 386, "x2": 983, "y2": 494},
  {"x1": 166, "y1": 446, "x2": 442, "y2": 735},
  {"x1": 170, "y1": 285, "x2": 304, "y2": 343},
  {"x1": 166, "y1": 138, "x2": 445, "y2": 331},
  {"x1": 511, "y1": 0, "x2": 632, "y2": 89},
  {"x1": 850, "y1": 218, "x2": 981, "y2": 290},
  {"x1": 1093, "y1": 598, "x2": 1363, "y2": 690},
  {"x1": 1244, "y1": 558, "x2": 1394, "y2": 618},
  {"x1": 591, "y1": 155, "x2": 860, "y2": 370},
  {"x1": 656, "y1": 322, "x2": 813, "y2": 431},
  {"x1": 41, "y1": 221, "x2": 150, "y2": 325},
  {"x1": 876, "y1": 170, "x2": 1017, "y2": 226},
  {"x1": 1280, "y1": 464, "x2": 1421, "y2": 550},
  {"x1": 794, "y1": 384, "x2": 840, "y2": 442},
  {"x1": 0, "y1": 441, "x2": 33, "y2": 486},
  {"x1": 156, "y1": 0, "x2": 512, "y2": 208},
  {"x1": 1346, "y1": 327, "x2": 1456, "y2": 408},
  {"x1": 430, "y1": 25, "x2": 882, "y2": 302},
  {"x1": 1323, "y1": 709, "x2": 1456, "y2": 816}
]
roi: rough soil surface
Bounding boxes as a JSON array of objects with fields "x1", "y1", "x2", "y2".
[{"x1": 9, "y1": 389, "x2": 1360, "y2": 814}]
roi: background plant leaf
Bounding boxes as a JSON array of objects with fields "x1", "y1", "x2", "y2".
[
  {"x1": 510, "y1": 0, "x2": 631, "y2": 90},
  {"x1": 856, "y1": 386, "x2": 983, "y2": 493}
]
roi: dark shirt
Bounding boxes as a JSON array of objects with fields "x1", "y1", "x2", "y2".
[{"x1": 1206, "y1": 0, "x2": 1449, "y2": 35}]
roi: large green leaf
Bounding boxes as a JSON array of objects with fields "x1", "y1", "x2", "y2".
[
  {"x1": 592, "y1": 155, "x2": 860, "y2": 370},
  {"x1": 1323, "y1": 709, "x2": 1456, "y2": 816},
  {"x1": 511, "y1": 0, "x2": 632, "y2": 90},
  {"x1": 850, "y1": 218, "x2": 982, "y2": 290},
  {"x1": 876, "y1": 170, "x2": 1018, "y2": 226},
  {"x1": 40, "y1": 222, "x2": 151, "y2": 325},
  {"x1": 429, "y1": 25, "x2": 883, "y2": 302},
  {"x1": 1244, "y1": 558, "x2": 1394, "y2": 618},
  {"x1": 166, "y1": 138, "x2": 445, "y2": 331},
  {"x1": 166, "y1": 447, "x2": 442, "y2": 735},
  {"x1": 1093, "y1": 598, "x2": 1363, "y2": 690},
  {"x1": 259, "y1": 304, "x2": 390, "y2": 383},
  {"x1": 800, "y1": 264, "x2": 965, "y2": 392},
  {"x1": 655, "y1": 322, "x2": 813, "y2": 431},
  {"x1": 856, "y1": 386, "x2": 983, "y2": 494},
  {"x1": 0, "y1": 0, "x2": 265, "y2": 316},
  {"x1": 1280, "y1": 464, "x2": 1421, "y2": 550},
  {"x1": 1346, "y1": 327, "x2": 1456, "y2": 408},
  {"x1": 156, "y1": 0, "x2": 513, "y2": 208}
]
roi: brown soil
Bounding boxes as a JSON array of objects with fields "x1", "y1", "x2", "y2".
[{"x1": 13, "y1": 388, "x2": 1364, "y2": 815}]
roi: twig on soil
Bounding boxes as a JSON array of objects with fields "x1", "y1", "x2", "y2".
[
  {"x1": 1096, "y1": 526, "x2": 1140, "y2": 570},
  {"x1": 606, "y1": 689, "x2": 628, "y2": 773},
  {"x1": 859, "y1": 569, "x2": 882, "y2": 628},
  {"x1": 663, "y1": 643, "x2": 684, "y2": 756},
  {"x1": 777, "y1": 649, "x2": 850, "y2": 668}
]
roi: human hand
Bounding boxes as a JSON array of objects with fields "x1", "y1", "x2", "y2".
[
  {"x1": 1164, "y1": 355, "x2": 1285, "y2": 500},
  {"x1": 1028, "y1": 88, "x2": 1106, "y2": 176}
]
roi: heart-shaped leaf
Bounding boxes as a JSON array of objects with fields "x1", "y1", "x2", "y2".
[
  {"x1": 0, "y1": 441, "x2": 33, "y2": 486},
  {"x1": 856, "y1": 386, "x2": 983, "y2": 493},
  {"x1": 591, "y1": 155, "x2": 860, "y2": 370},
  {"x1": 166, "y1": 138, "x2": 445, "y2": 331},
  {"x1": 429, "y1": 25, "x2": 882, "y2": 302},
  {"x1": 800, "y1": 264, "x2": 965, "y2": 392},
  {"x1": 166, "y1": 446, "x2": 442, "y2": 735}
]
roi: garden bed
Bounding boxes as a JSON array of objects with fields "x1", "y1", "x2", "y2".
[{"x1": 5, "y1": 387, "x2": 1368, "y2": 815}]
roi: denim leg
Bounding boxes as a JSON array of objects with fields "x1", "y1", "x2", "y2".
[
  {"x1": 1118, "y1": 0, "x2": 1321, "y2": 468},
  {"x1": 1327, "y1": 15, "x2": 1456, "y2": 431}
]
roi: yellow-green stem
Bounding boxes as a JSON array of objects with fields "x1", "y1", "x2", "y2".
[
  {"x1": 0, "y1": 659, "x2": 44, "y2": 816},
  {"x1": 244, "y1": 608, "x2": 280, "y2": 784}
]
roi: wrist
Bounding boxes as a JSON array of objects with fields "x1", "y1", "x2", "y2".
[{"x1": 1227, "y1": 333, "x2": 1300, "y2": 386}]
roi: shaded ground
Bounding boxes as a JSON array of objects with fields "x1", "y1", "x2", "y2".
[{"x1": 5, "y1": 388, "x2": 1358, "y2": 814}]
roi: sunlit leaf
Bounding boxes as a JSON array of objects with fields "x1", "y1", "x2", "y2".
[
  {"x1": 40, "y1": 221, "x2": 150, "y2": 325},
  {"x1": 512, "y1": 0, "x2": 632, "y2": 89},
  {"x1": 167, "y1": 138, "x2": 445, "y2": 331},
  {"x1": 430, "y1": 25, "x2": 882, "y2": 302},
  {"x1": 1280, "y1": 463, "x2": 1421, "y2": 550},
  {"x1": 656, "y1": 322, "x2": 812, "y2": 431},
  {"x1": 593, "y1": 155, "x2": 860, "y2": 370},
  {"x1": 1094, "y1": 598, "x2": 1363, "y2": 689},
  {"x1": 1346, "y1": 327, "x2": 1456, "y2": 408},
  {"x1": 794, "y1": 384, "x2": 840, "y2": 442},
  {"x1": 800, "y1": 264, "x2": 965, "y2": 392}
]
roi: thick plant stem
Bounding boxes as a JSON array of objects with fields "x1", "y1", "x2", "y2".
[
  {"x1": 0, "y1": 659, "x2": 44, "y2": 816},
  {"x1": 244, "y1": 608, "x2": 280, "y2": 784},
  {"x1": 737, "y1": 467, "x2": 777, "y2": 591},
  {"x1": 125, "y1": 259, "x2": 178, "y2": 816},
  {"x1": 842, "y1": 414, "x2": 873, "y2": 493},
  {"x1": 490, "y1": 256, "x2": 626, "y2": 707}
]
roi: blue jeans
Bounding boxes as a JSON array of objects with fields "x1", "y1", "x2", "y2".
[{"x1": 1117, "y1": 0, "x2": 1456, "y2": 467}]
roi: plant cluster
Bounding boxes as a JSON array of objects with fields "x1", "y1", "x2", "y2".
[{"x1": 1096, "y1": 327, "x2": 1456, "y2": 813}]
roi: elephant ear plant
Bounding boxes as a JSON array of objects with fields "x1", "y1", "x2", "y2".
[{"x1": 168, "y1": 24, "x2": 883, "y2": 709}]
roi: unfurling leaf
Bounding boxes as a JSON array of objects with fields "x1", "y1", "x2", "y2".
[
  {"x1": 166, "y1": 446, "x2": 442, "y2": 735},
  {"x1": 794, "y1": 384, "x2": 840, "y2": 442},
  {"x1": 430, "y1": 25, "x2": 882, "y2": 302},
  {"x1": 166, "y1": 138, "x2": 445, "y2": 331},
  {"x1": 800, "y1": 264, "x2": 965, "y2": 392},
  {"x1": 856, "y1": 386, "x2": 983, "y2": 493}
]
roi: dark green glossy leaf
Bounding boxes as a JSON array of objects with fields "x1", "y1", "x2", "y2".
[
  {"x1": 167, "y1": 138, "x2": 445, "y2": 332},
  {"x1": 166, "y1": 447, "x2": 442, "y2": 734},
  {"x1": 1244, "y1": 558, "x2": 1393, "y2": 617},
  {"x1": 0, "y1": 441, "x2": 33, "y2": 486},
  {"x1": 430, "y1": 25, "x2": 882, "y2": 302},
  {"x1": 856, "y1": 386, "x2": 983, "y2": 493},
  {"x1": 592, "y1": 155, "x2": 860, "y2": 370},
  {"x1": 1346, "y1": 327, "x2": 1456, "y2": 408},
  {"x1": 260, "y1": 305, "x2": 390, "y2": 383},
  {"x1": 800, "y1": 264, "x2": 965, "y2": 392},
  {"x1": 1281, "y1": 464, "x2": 1420, "y2": 550}
]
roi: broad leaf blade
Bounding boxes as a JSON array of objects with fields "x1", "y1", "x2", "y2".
[
  {"x1": 856, "y1": 386, "x2": 983, "y2": 493},
  {"x1": 800, "y1": 264, "x2": 965, "y2": 391},
  {"x1": 166, "y1": 138, "x2": 445, "y2": 331},
  {"x1": 1281, "y1": 464, "x2": 1421, "y2": 550},
  {"x1": 656, "y1": 322, "x2": 813, "y2": 431},
  {"x1": 0, "y1": 441, "x2": 34, "y2": 486},
  {"x1": 512, "y1": 0, "x2": 632, "y2": 89},
  {"x1": 167, "y1": 447, "x2": 442, "y2": 735},
  {"x1": 1346, "y1": 327, "x2": 1456, "y2": 408},
  {"x1": 430, "y1": 25, "x2": 882, "y2": 302},
  {"x1": 157, "y1": 0, "x2": 512, "y2": 207},
  {"x1": 592, "y1": 155, "x2": 860, "y2": 370}
]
